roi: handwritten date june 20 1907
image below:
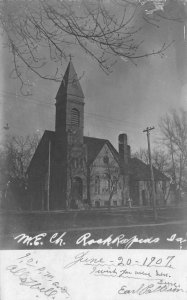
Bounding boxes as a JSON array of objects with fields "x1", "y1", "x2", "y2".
[{"x1": 62, "y1": 250, "x2": 186, "y2": 296}]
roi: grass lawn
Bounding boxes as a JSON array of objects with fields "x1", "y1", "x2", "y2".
[{"x1": 0, "y1": 206, "x2": 187, "y2": 249}]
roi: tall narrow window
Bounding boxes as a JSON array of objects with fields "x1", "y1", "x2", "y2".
[
  {"x1": 71, "y1": 108, "x2": 80, "y2": 127},
  {"x1": 113, "y1": 176, "x2": 118, "y2": 193},
  {"x1": 103, "y1": 173, "x2": 110, "y2": 192},
  {"x1": 95, "y1": 176, "x2": 100, "y2": 194}
]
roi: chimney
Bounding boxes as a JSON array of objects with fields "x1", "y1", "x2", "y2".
[
  {"x1": 127, "y1": 145, "x2": 131, "y2": 159},
  {"x1": 118, "y1": 133, "x2": 128, "y2": 165}
]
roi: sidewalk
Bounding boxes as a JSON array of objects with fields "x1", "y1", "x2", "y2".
[{"x1": 0, "y1": 204, "x2": 186, "y2": 215}]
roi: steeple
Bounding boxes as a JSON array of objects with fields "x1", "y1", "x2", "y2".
[
  {"x1": 53, "y1": 60, "x2": 86, "y2": 211},
  {"x1": 55, "y1": 60, "x2": 85, "y2": 144},
  {"x1": 56, "y1": 61, "x2": 84, "y2": 103}
]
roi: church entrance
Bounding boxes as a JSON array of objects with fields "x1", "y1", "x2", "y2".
[
  {"x1": 142, "y1": 189, "x2": 147, "y2": 206},
  {"x1": 71, "y1": 177, "x2": 83, "y2": 209},
  {"x1": 129, "y1": 179, "x2": 139, "y2": 206}
]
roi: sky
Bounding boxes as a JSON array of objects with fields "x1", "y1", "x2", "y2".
[{"x1": 0, "y1": 0, "x2": 187, "y2": 153}]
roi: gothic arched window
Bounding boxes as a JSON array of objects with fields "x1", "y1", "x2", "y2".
[
  {"x1": 95, "y1": 176, "x2": 100, "y2": 194},
  {"x1": 113, "y1": 176, "x2": 118, "y2": 193},
  {"x1": 103, "y1": 155, "x2": 109, "y2": 164},
  {"x1": 103, "y1": 173, "x2": 110, "y2": 192},
  {"x1": 71, "y1": 108, "x2": 80, "y2": 127}
]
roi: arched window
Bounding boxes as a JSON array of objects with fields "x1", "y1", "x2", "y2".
[
  {"x1": 103, "y1": 155, "x2": 109, "y2": 164},
  {"x1": 113, "y1": 176, "x2": 118, "y2": 193},
  {"x1": 71, "y1": 108, "x2": 80, "y2": 127},
  {"x1": 95, "y1": 176, "x2": 100, "y2": 194},
  {"x1": 103, "y1": 173, "x2": 110, "y2": 192}
]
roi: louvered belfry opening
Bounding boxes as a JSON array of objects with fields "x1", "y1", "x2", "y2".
[{"x1": 71, "y1": 108, "x2": 80, "y2": 127}]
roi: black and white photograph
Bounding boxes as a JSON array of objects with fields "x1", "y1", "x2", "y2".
[{"x1": 0, "y1": 0, "x2": 187, "y2": 298}]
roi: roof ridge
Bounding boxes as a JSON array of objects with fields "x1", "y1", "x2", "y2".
[
  {"x1": 84, "y1": 136, "x2": 108, "y2": 141},
  {"x1": 45, "y1": 130, "x2": 55, "y2": 133}
]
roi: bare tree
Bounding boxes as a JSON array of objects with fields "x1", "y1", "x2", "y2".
[
  {"x1": 0, "y1": 133, "x2": 40, "y2": 209},
  {"x1": 2, "y1": 133, "x2": 40, "y2": 181},
  {"x1": 133, "y1": 148, "x2": 149, "y2": 164},
  {"x1": 159, "y1": 108, "x2": 187, "y2": 203},
  {"x1": 102, "y1": 152, "x2": 121, "y2": 210},
  {"x1": 133, "y1": 147, "x2": 169, "y2": 173},
  {"x1": 0, "y1": 133, "x2": 40, "y2": 195},
  {"x1": 133, "y1": 147, "x2": 170, "y2": 203},
  {"x1": 0, "y1": 0, "x2": 176, "y2": 94}
]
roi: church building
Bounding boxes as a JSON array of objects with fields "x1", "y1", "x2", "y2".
[{"x1": 27, "y1": 61, "x2": 170, "y2": 210}]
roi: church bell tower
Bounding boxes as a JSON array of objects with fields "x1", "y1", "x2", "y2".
[
  {"x1": 52, "y1": 60, "x2": 85, "y2": 209},
  {"x1": 55, "y1": 60, "x2": 84, "y2": 142}
]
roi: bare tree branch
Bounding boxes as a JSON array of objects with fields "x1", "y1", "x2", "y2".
[
  {"x1": 0, "y1": 0, "x2": 178, "y2": 94},
  {"x1": 159, "y1": 108, "x2": 187, "y2": 202}
]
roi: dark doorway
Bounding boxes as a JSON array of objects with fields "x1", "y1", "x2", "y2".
[
  {"x1": 142, "y1": 189, "x2": 147, "y2": 206},
  {"x1": 71, "y1": 177, "x2": 83, "y2": 208},
  {"x1": 129, "y1": 179, "x2": 139, "y2": 206},
  {"x1": 95, "y1": 201, "x2": 100, "y2": 208}
]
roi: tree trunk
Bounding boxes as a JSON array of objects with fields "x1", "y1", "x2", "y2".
[
  {"x1": 108, "y1": 190, "x2": 114, "y2": 211},
  {"x1": 87, "y1": 167, "x2": 91, "y2": 208}
]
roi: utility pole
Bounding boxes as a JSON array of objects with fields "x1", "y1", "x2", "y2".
[
  {"x1": 169, "y1": 136, "x2": 178, "y2": 203},
  {"x1": 47, "y1": 140, "x2": 51, "y2": 211},
  {"x1": 143, "y1": 126, "x2": 157, "y2": 221}
]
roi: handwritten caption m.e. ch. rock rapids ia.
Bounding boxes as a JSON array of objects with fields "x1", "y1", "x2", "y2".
[{"x1": 13, "y1": 231, "x2": 187, "y2": 249}]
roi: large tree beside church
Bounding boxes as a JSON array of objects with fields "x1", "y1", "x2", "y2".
[
  {"x1": 0, "y1": 133, "x2": 40, "y2": 209},
  {"x1": 159, "y1": 109, "x2": 187, "y2": 203},
  {"x1": 134, "y1": 108, "x2": 187, "y2": 203}
]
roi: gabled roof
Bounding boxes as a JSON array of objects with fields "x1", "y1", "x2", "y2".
[
  {"x1": 28, "y1": 134, "x2": 119, "y2": 174},
  {"x1": 28, "y1": 132, "x2": 168, "y2": 182},
  {"x1": 83, "y1": 136, "x2": 119, "y2": 165},
  {"x1": 83, "y1": 137, "x2": 168, "y2": 180},
  {"x1": 27, "y1": 130, "x2": 55, "y2": 174},
  {"x1": 129, "y1": 157, "x2": 168, "y2": 181},
  {"x1": 56, "y1": 61, "x2": 84, "y2": 102}
]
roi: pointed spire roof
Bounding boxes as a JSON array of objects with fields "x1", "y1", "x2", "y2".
[{"x1": 56, "y1": 61, "x2": 84, "y2": 102}]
